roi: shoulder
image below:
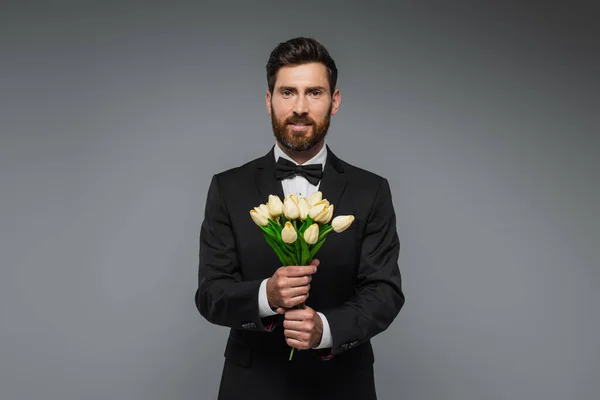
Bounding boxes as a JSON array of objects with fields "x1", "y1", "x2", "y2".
[
  {"x1": 336, "y1": 155, "x2": 390, "y2": 192},
  {"x1": 211, "y1": 151, "x2": 266, "y2": 184}
]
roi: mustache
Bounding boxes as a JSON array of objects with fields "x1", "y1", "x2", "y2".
[{"x1": 286, "y1": 115, "x2": 315, "y2": 125}]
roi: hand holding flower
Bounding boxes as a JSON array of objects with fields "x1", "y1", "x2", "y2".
[
  {"x1": 266, "y1": 260, "x2": 319, "y2": 310},
  {"x1": 283, "y1": 305, "x2": 323, "y2": 351}
]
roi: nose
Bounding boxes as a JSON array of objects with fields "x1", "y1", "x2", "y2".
[{"x1": 293, "y1": 95, "x2": 308, "y2": 115}]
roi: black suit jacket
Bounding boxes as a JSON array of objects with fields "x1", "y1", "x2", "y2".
[{"x1": 195, "y1": 145, "x2": 404, "y2": 399}]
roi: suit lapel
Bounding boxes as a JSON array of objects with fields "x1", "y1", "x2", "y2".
[
  {"x1": 255, "y1": 146, "x2": 285, "y2": 203},
  {"x1": 319, "y1": 145, "x2": 348, "y2": 212}
]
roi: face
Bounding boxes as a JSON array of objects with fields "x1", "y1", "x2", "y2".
[{"x1": 266, "y1": 62, "x2": 340, "y2": 152}]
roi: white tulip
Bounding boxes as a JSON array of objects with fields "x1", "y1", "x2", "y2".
[
  {"x1": 308, "y1": 191, "x2": 323, "y2": 206},
  {"x1": 314, "y1": 204, "x2": 334, "y2": 224},
  {"x1": 255, "y1": 204, "x2": 271, "y2": 220},
  {"x1": 331, "y1": 215, "x2": 355, "y2": 233},
  {"x1": 281, "y1": 221, "x2": 297, "y2": 243},
  {"x1": 303, "y1": 223, "x2": 319, "y2": 244},
  {"x1": 268, "y1": 195, "x2": 283, "y2": 218},
  {"x1": 298, "y1": 197, "x2": 311, "y2": 220},
  {"x1": 323, "y1": 204, "x2": 334, "y2": 224},
  {"x1": 250, "y1": 209, "x2": 269, "y2": 226},
  {"x1": 283, "y1": 195, "x2": 300, "y2": 219},
  {"x1": 309, "y1": 199, "x2": 329, "y2": 219}
]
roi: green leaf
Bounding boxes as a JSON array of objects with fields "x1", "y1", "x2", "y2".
[
  {"x1": 298, "y1": 219, "x2": 308, "y2": 235},
  {"x1": 300, "y1": 236, "x2": 310, "y2": 265},
  {"x1": 318, "y1": 226, "x2": 333, "y2": 240},
  {"x1": 309, "y1": 237, "x2": 327, "y2": 259},
  {"x1": 260, "y1": 225, "x2": 278, "y2": 239},
  {"x1": 269, "y1": 220, "x2": 283, "y2": 234},
  {"x1": 294, "y1": 237, "x2": 302, "y2": 265},
  {"x1": 264, "y1": 233, "x2": 295, "y2": 264},
  {"x1": 283, "y1": 242, "x2": 298, "y2": 265},
  {"x1": 264, "y1": 234, "x2": 289, "y2": 265}
]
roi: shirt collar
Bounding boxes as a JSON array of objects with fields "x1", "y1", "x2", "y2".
[{"x1": 274, "y1": 142, "x2": 327, "y2": 170}]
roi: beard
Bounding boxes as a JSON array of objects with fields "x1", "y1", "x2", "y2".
[{"x1": 271, "y1": 103, "x2": 332, "y2": 152}]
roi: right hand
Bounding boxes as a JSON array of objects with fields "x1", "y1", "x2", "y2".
[{"x1": 266, "y1": 259, "x2": 319, "y2": 312}]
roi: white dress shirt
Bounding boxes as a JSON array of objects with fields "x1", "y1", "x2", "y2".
[{"x1": 257, "y1": 142, "x2": 333, "y2": 350}]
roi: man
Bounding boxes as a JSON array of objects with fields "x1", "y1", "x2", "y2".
[{"x1": 196, "y1": 37, "x2": 404, "y2": 400}]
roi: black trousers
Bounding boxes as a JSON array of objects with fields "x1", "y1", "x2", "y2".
[{"x1": 216, "y1": 349, "x2": 377, "y2": 400}]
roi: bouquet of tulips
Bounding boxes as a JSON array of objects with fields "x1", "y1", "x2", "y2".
[{"x1": 249, "y1": 191, "x2": 354, "y2": 360}]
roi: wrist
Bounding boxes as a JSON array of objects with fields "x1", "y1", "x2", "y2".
[
  {"x1": 266, "y1": 278, "x2": 275, "y2": 309},
  {"x1": 313, "y1": 312, "x2": 324, "y2": 347}
]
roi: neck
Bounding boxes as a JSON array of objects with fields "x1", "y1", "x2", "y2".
[{"x1": 276, "y1": 139, "x2": 324, "y2": 164}]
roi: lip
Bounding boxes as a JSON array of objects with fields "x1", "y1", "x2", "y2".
[{"x1": 288, "y1": 124, "x2": 311, "y2": 131}]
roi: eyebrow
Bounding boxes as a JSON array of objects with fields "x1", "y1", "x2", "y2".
[{"x1": 278, "y1": 86, "x2": 328, "y2": 93}]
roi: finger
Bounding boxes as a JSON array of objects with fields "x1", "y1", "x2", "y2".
[
  {"x1": 275, "y1": 307, "x2": 286, "y2": 315},
  {"x1": 285, "y1": 336, "x2": 310, "y2": 350},
  {"x1": 284, "y1": 328, "x2": 311, "y2": 342},
  {"x1": 283, "y1": 265, "x2": 318, "y2": 277},
  {"x1": 284, "y1": 316, "x2": 314, "y2": 330},
  {"x1": 285, "y1": 309, "x2": 310, "y2": 321},
  {"x1": 285, "y1": 337, "x2": 304, "y2": 350},
  {"x1": 284, "y1": 294, "x2": 308, "y2": 308},
  {"x1": 283, "y1": 319, "x2": 304, "y2": 330},
  {"x1": 282, "y1": 285, "x2": 310, "y2": 298},
  {"x1": 282, "y1": 275, "x2": 312, "y2": 288}
]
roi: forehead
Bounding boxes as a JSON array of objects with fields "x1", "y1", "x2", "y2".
[{"x1": 274, "y1": 62, "x2": 329, "y2": 89}]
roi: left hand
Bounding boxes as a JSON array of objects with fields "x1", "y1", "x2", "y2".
[{"x1": 279, "y1": 305, "x2": 323, "y2": 350}]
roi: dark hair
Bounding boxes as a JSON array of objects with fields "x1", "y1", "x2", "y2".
[{"x1": 266, "y1": 37, "x2": 338, "y2": 94}]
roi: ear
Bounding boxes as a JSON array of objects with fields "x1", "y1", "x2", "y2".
[
  {"x1": 266, "y1": 90, "x2": 272, "y2": 116},
  {"x1": 330, "y1": 88, "x2": 341, "y2": 115}
]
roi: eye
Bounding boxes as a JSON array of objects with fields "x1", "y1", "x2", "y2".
[
  {"x1": 281, "y1": 90, "x2": 293, "y2": 98},
  {"x1": 310, "y1": 90, "x2": 322, "y2": 97}
]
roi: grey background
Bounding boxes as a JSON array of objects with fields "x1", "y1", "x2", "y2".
[{"x1": 1, "y1": 1, "x2": 598, "y2": 399}]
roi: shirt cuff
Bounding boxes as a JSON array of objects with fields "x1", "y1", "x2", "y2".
[
  {"x1": 314, "y1": 312, "x2": 332, "y2": 349},
  {"x1": 258, "y1": 278, "x2": 278, "y2": 318}
]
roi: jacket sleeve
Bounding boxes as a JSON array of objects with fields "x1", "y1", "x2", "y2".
[
  {"x1": 195, "y1": 174, "x2": 276, "y2": 332},
  {"x1": 319, "y1": 177, "x2": 405, "y2": 359}
]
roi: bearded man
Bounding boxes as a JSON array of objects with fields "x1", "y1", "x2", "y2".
[{"x1": 195, "y1": 37, "x2": 405, "y2": 400}]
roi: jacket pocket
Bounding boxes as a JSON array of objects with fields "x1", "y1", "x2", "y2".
[{"x1": 224, "y1": 334, "x2": 252, "y2": 367}]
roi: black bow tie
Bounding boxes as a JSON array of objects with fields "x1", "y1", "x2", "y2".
[{"x1": 275, "y1": 157, "x2": 323, "y2": 186}]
